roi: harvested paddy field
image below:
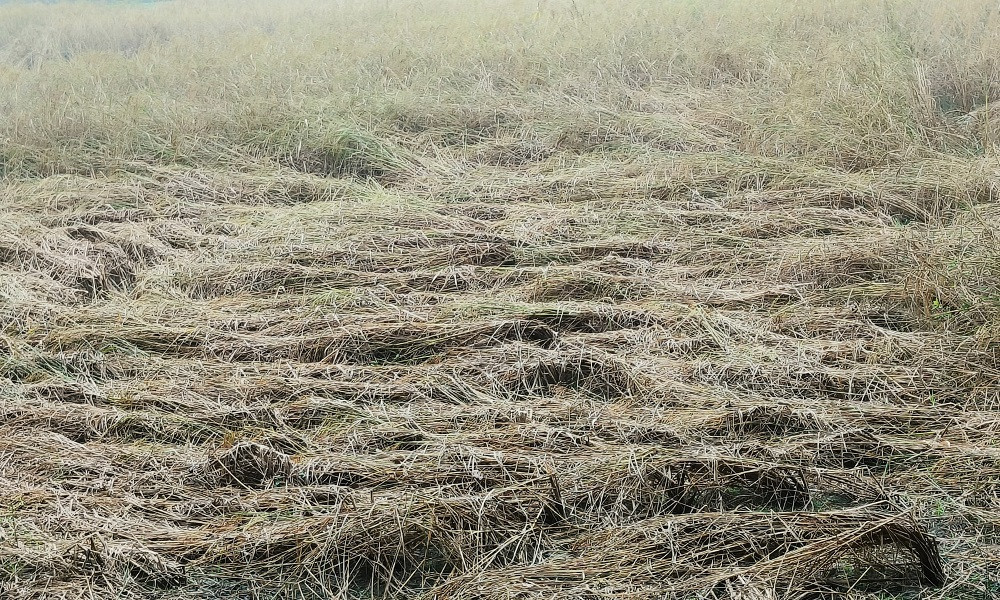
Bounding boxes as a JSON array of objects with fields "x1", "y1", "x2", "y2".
[{"x1": 1, "y1": 1, "x2": 999, "y2": 598}]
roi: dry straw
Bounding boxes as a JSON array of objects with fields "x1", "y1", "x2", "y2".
[{"x1": 1, "y1": 0, "x2": 998, "y2": 598}]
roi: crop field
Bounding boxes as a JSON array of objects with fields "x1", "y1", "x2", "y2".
[{"x1": 1, "y1": 0, "x2": 999, "y2": 598}]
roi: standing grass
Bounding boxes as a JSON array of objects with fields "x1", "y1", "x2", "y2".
[{"x1": 0, "y1": 0, "x2": 998, "y2": 175}]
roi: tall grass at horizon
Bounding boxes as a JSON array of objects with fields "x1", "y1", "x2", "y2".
[{"x1": 0, "y1": 0, "x2": 998, "y2": 176}]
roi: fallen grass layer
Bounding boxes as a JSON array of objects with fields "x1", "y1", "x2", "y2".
[{"x1": 2, "y1": 0, "x2": 1000, "y2": 599}]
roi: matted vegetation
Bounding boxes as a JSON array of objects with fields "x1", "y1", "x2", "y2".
[{"x1": 1, "y1": 0, "x2": 998, "y2": 598}]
